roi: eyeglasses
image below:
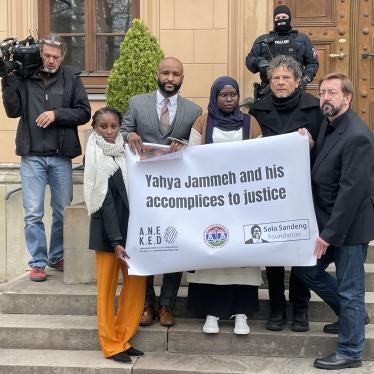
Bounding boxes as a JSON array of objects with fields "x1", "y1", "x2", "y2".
[
  {"x1": 317, "y1": 89, "x2": 339, "y2": 98},
  {"x1": 218, "y1": 92, "x2": 238, "y2": 99}
]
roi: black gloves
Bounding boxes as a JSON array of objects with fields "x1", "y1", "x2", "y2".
[
  {"x1": 300, "y1": 76, "x2": 311, "y2": 91},
  {"x1": 258, "y1": 58, "x2": 270, "y2": 76}
]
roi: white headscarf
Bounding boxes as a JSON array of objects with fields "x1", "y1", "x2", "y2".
[{"x1": 83, "y1": 131, "x2": 128, "y2": 215}]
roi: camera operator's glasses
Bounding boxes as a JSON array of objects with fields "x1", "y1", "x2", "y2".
[
  {"x1": 42, "y1": 39, "x2": 63, "y2": 47},
  {"x1": 317, "y1": 89, "x2": 339, "y2": 98}
]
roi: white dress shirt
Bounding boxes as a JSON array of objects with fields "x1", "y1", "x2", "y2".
[{"x1": 156, "y1": 90, "x2": 178, "y2": 126}]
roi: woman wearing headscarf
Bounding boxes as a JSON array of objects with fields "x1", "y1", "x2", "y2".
[{"x1": 187, "y1": 76, "x2": 262, "y2": 335}]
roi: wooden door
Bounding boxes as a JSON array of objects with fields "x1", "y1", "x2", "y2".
[
  {"x1": 278, "y1": 0, "x2": 374, "y2": 131},
  {"x1": 355, "y1": 0, "x2": 374, "y2": 131}
]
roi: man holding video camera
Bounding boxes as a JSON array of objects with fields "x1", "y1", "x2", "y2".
[{"x1": 1, "y1": 35, "x2": 90, "y2": 282}]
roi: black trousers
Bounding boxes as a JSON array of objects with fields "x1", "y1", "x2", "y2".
[
  {"x1": 187, "y1": 283, "x2": 259, "y2": 319},
  {"x1": 144, "y1": 272, "x2": 182, "y2": 310},
  {"x1": 266, "y1": 266, "x2": 310, "y2": 314}
]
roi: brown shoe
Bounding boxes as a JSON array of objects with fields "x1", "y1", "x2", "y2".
[
  {"x1": 139, "y1": 305, "x2": 155, "y2": 326},
  {"x1": 159, "y1": 305, "x2": 175, "y2": 327}
]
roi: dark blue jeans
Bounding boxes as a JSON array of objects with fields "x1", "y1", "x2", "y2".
[{"x1": 294, "y1": 244, "x2": 367, "y2": 359}]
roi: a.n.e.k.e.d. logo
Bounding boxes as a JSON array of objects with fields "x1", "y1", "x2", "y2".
[
  {"x1": 164, "y1": 226, "x2": 178, "y2": 244},
  {"x1": 204, "y1": 224, "x2": 229, "y2": 248}
]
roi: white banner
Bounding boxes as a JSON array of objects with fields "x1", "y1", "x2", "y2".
[{"x1": 125, "y1": 133, "x2": 318, "y2": 276}]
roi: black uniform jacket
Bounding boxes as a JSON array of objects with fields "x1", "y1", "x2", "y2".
[
  {"x1": 246, "y1": 30, "x2": 319, "y2": 83},
  {"x1": 250, "y1": 91, "x2": 323, "y2": 140},
  {"x1": 89, "y1": 169, "x2": 129, "y2": 252},
  {"x1": 312, "y1": 110, "x2": 374, "y2": 247}
]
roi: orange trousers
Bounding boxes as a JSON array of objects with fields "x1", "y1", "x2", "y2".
[{"x1": 95, "y1": 251, "x2": 146, "y2": 358}]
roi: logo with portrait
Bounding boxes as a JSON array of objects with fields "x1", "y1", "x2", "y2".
[
  {"x1": 244, "y1": 224, "x2": 269, "y2": 245},
  {"x1": 204, "y1": 224, "x2": 229, "y2": 248}
]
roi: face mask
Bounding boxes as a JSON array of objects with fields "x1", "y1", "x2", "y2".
[{"x1": 274, "y1": 18, "x2": 291, "y2": 33}]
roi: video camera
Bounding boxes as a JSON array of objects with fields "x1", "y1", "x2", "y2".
[{"x1": 0, "y1": 35, "x2": 42, "y2": 78}]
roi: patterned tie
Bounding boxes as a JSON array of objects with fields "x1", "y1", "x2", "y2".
[{"x1": 160, "y1": 97, "x2": 170, "y2": 133}]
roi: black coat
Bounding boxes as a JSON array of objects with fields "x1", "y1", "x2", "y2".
[
  {"x1": 250, "y1": 91, "x2": 323, "y2": 140},
  {"x1": 1, "y1": 65, "x2": 91, "y2": 158},
  {"x1": 89, "y1": 169, "x2": 130, "y2": 252},
  {"x1": 312, "y1": 110, "x2": 374, "y2": 246}
]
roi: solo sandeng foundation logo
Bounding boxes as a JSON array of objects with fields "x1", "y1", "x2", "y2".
[{"x1": 204, "y1": 224, "x2": 229, "y2": 248}]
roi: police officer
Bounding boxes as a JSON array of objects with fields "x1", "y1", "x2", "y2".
[{"x1": 246, "y1": 5, "x2": 319, "y2": 100}]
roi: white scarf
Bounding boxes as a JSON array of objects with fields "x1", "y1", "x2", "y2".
[{"x1": 84, "y1": 131, "x2": 128, "y2": 215}]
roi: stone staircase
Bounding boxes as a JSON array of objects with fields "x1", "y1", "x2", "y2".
[{"x1": 1, "y1": 247, "x2": 374, "y2": 373}]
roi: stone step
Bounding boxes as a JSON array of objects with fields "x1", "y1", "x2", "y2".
[
  {"x1": 62, "y1": 262, "x2": 374, "y2": 294},
  {"x1": 259, "y1": 263, "x2": 374, "y2": 291},
  {"x1": 169, "y1": 319, "x2": 374, "y2": 360},
  {"x1": 0, "y1": 271, "x2": 374, "y2": 321},
  {"x1": 0, "y1": 349, "x2": 130, "y2": 374},
  {"x1": 368, "y1": 246, "x2": 374, "y2": 263},
  {"x1": 152, "y1": 263, "x2": 374, "y2": 290},
  {"x1": 154, "y1": 261, "x2": 374, "y2": 287},
  {"x1": 1, "y1": 273, "x2": 374, "y2": 322},
  {"x1": 0, "y1": 315, "x2": 373, "y2": 360},
  {"x1": 0, "y1": 350, "x2": 373, "y2": 374}
]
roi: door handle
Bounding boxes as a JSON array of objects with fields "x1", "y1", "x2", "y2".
[
  {"x1": 329, "y1": 53, "x2": 345, "y2": 60},
  {"x1": 362, "y1": 50, "x2": 374, "y2": 59}
]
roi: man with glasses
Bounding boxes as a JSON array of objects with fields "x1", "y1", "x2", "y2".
[
  {"x1": 250, "y1": 54, "x2": 324, "y2": 333},
  {"x1": 294, "y1": 73, "x2": 374, "y2": 370},
  {"x1": 1, "y1": 35, "x2": 91, "y2": 282},
  {"x1": 246, "y1": 4, "x2": 319, "y2": 100}
]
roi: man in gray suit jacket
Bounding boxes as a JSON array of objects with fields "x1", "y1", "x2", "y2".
[
  {"x1": 121, "y1": 56, "x2": 202, "y2": 327},
  {"x1": 295, "y1": 73, "x2": 374, "y2": 370}
]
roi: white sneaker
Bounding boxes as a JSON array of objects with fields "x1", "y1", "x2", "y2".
[
  {"x1": 234, "y1": 314, "x2": 250, "y2": 334},
  {"x1": 202, "y1": 315, "x2": 219, "y2": 334}
]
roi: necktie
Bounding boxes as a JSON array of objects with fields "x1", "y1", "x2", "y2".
[{"x1": 160, "y1": 97, "x2": 170, "y2": 133}]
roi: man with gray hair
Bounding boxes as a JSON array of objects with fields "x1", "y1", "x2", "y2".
[
  {"x1": 250, "y1": 54, "x2": 324, "y2": 332},
  {"x1": 2, "y1": 35, "x2": 91, "y2": 282}
]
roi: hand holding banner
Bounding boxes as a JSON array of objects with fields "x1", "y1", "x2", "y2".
[{"x1": 125, "y1": 133, "x2": 318, "y2": 275}]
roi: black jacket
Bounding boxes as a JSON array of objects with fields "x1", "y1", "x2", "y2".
[
  {"x1": 312, "y1": 110, "x2": 374, "y2": 246},
  {"x1": 246, "y1": 30, "x2": 319, "y2": 84},
  {"x1": 250, "y1": 91, "x2": 323, "y2": 141},
  {"x1": 1, "y1": 65, "x2": 91, "y2": 158},
  {"x1": 89, "y1": 169, "x2": 130, "y2": 252}
]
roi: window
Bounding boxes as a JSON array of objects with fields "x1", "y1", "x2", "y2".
[{"x1": 38, "y1": 0, "x2": 140, "y2": 93}]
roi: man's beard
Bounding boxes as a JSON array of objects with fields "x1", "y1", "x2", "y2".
[
  {"x1": 43, "y1": 67, "x2": 58, "y2": 74},
  {"x1": 157, "y1": 79, "x2": 181, "y2": 96},
  {"x1": 322, "y1": 102, "x2": 340, "y2": 117}
]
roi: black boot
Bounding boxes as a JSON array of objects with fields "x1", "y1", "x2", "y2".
[
  {"x1": 291, "y1": 311, "x2": 309, "y2": 332},
  {"x1": 266, "y1": 310, "x2": 287, "y2": 331}
]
